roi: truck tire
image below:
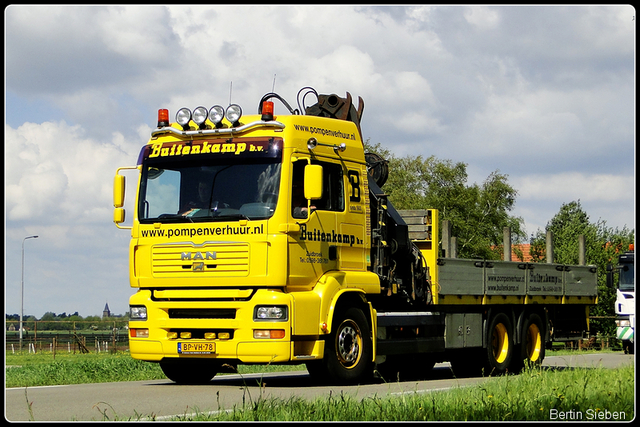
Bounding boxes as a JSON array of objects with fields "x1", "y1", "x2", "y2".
[
  {"x1": 325, "y1": 307, "x2": 373, "y2": 384},
  {"x1": 160, "y1": 359, "x2": 219, "y2": 384},
  {"x1": 510, "y1": 312, "x2": 545, "y2": 373},
  {"x1": 522, "y1": 313, "x2": 545, "y2": 365},
  {"x1": 485, "y1": 312, "x2": 513, "y2": 375}
]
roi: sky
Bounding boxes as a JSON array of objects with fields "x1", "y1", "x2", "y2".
[{"x1": 4, "y1": 5, "x2": 636, "y2": 319}]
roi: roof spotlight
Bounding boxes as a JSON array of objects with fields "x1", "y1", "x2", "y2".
[
  {"x1": 176, "y1": 108, "x2": 192, "y2": 130},
  {"x1": 209, "y1": 105, "x2": 225, "y2": 127},
  {"x1": 193, "y1": 106, "x2": 208, "y2": 129},
  {"x1": 226, "y1": 104, "x2": 243, "y2": 126}
]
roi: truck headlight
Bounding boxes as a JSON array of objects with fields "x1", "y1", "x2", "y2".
[
  {"x1": 616, "y1": 319, "x2": 631, "y2": 327},
  {"x1": 254, "y1": 305, "x2": 288, "y2": 321},
  {"x1": 130, "y1": 306, "x2": 147, "y2": 320}
]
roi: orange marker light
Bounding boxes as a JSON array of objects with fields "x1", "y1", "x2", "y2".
[
  {"x1": 261, "y1": 101, "x2": 274, "y2": 121},
  {"x1": 157, "y1": 109, "x2": 169, "y2": 128}
]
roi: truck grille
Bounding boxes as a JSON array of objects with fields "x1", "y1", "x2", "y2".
[
  {"x1": 152, "y1": 242, "x2": 249, "y2": 277},
  {"x1": 168, "y1": 308, "x2": 236, "y2": 319}
]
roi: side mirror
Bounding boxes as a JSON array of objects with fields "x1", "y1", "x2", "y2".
[
  {"x1": 113, "y1": 166, "x2": 137, "y2": 230},
  {"x1": 304, "y1": 164, "x2": 323, "y2": 200},
  {"x1": 114, "y1": 207, "x2": 126, "y2": 224},
  {"x1": 605, "y1": 264, "x2": 613, "y2": 289},
  {"x1": 114, "y1": 174, "x2": 126, "y2": 208}
]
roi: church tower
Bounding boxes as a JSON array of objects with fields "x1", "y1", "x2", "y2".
[{"x1": 102, "y1": 302, "x2": 111, "y2": 319}]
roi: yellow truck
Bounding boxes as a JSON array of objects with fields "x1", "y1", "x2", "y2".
[{"x1": 113, "y1": 88, "x2": 597, "y2": 384}]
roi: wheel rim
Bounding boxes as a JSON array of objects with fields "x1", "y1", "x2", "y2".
[
  {"x1": 525, "y1": 323, "x2": 542, "y2": 362},
  {"x1": 336, "y1": 319, "x2": 362, "y2": 368},
  {"x1": 491, "y1": 322, "x2": 509, "y2": 364}
]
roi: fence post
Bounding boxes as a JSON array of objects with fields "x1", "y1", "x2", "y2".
[{"x1": 112, "y1": 321, "x2": 117, "y2": 353}]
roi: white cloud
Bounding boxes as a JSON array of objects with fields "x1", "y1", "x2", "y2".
[
  {"x1": 464, "y1": 6, "x2": 501, "y2": 30},
  {"x1": 513, "y1": 172, "x2": 633, "y2": 202},
  {"x1": 5, "y1": 121, "x2": 142, "y2": 225},
  {"x1": 100, "y1": 6, "x2": 177, "y2": 62}
]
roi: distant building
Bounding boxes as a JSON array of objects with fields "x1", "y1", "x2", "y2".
[
  {"x1": 103, "y1": 303, "x2": 111, "y2": 319},
  {"x1": 493, "y1": 243, "x2": 534, "y2": 262},
  {"x1": 505, "y1": 243, "x2": 533, "y2": 262}
]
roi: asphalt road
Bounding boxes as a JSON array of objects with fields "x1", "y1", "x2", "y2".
[{"x1": 5, "y1": 353, "x2": 634, "y2": 421}]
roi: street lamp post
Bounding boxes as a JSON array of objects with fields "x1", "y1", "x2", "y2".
[{"x1": 20, "y1": 235, "x2": 38, "y2": 350}]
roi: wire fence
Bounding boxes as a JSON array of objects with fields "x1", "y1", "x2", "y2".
[{"x1": 5, "y1": 320, "x2": 130, "y2": 354}]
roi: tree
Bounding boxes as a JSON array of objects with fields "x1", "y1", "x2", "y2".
[
  {"x1": 364, "y1": 140, "x2": 525, "y2": 259},
  {"x1": 529, "y1": 200, "x2": 635, "y2": 337}
]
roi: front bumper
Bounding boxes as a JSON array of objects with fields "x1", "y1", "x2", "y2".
[{"x1": 128, "y1": 288, "x2": 323, "y2": 363}]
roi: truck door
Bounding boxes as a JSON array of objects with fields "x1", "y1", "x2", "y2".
[
  {"x1": 338, "y1": 164, "x2": 367, "y2": 271},
  {"x1": 288, "y1": 158, "x2": 344, "y2": 288}
]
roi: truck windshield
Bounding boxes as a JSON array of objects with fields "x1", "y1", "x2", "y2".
[
  {"x1": 137, "y1": 138, "x2": 282, "y2": 223},
  {"x1": 619, "y1": 263, "x2": 635, "y2": 292}
]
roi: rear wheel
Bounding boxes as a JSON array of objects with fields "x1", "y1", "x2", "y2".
[
  {"x1": 522, "y1": 313, "x2": 545, "y2": 365},
  {"x1": 511, "y1": 313, "x2": 546, "y2": 373},
  {"x1": 485, "y1": 312, "x2": 513, "y2": 375},
  {"x1": 160, "y1": 359, "x2": 219, "y2": 384}
]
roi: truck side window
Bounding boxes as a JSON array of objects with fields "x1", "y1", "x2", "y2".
[
  {"x1": 313, "y1": 161, "x2": 344, "y2": 212},
  {"x1": 291, "y1": 160, "x2": 344, "y2": 218},
  {"x1": 291, "y1": 162, "x2": 307, "y2": 218}
]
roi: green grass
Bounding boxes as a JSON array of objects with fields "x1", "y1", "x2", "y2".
[
  {"x1": 5, "y1": 351, "x2": 304, "y2": 388},
  {"x1": 5, "y1": 352, "x2": 166, "y2": 388}
]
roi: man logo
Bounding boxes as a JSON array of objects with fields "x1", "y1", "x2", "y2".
[
  {"x1": 181, "y1": 252, "x2": 216, "y2": 273},
  {"x1": 181, "y1": 251, "x2": 217, "y2": 261}
]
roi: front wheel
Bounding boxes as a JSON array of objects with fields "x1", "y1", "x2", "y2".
[{"x1": 324, "y1": 307, "x2": 373, "y2": 384}]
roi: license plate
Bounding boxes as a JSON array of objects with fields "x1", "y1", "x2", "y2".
[{"x1": 177, "y1": 342, "x2": 216, "y2": 354}]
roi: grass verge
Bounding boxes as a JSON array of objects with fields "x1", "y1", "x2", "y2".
[
  {"x1": 176, "y1": 364, "x2": 634, "y2": 421},
  {"x1": 5, "y1": 351, "x2": 304, "y2": 388},
  {"x1": 6, "y1": 351, "x2": 633, "y2": 421}
]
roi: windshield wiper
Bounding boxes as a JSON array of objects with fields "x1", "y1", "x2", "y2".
[
  {"x1": 155, "y1": 214, "x2": 194, "y2": 223},
  {"x1": 211, "y1": 213, "x2": 250, "y2": 221}
]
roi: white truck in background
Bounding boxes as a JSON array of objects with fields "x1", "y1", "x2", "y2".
[{"x1": 608, "y1": 245, "x2": 635, "y2": 354}]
